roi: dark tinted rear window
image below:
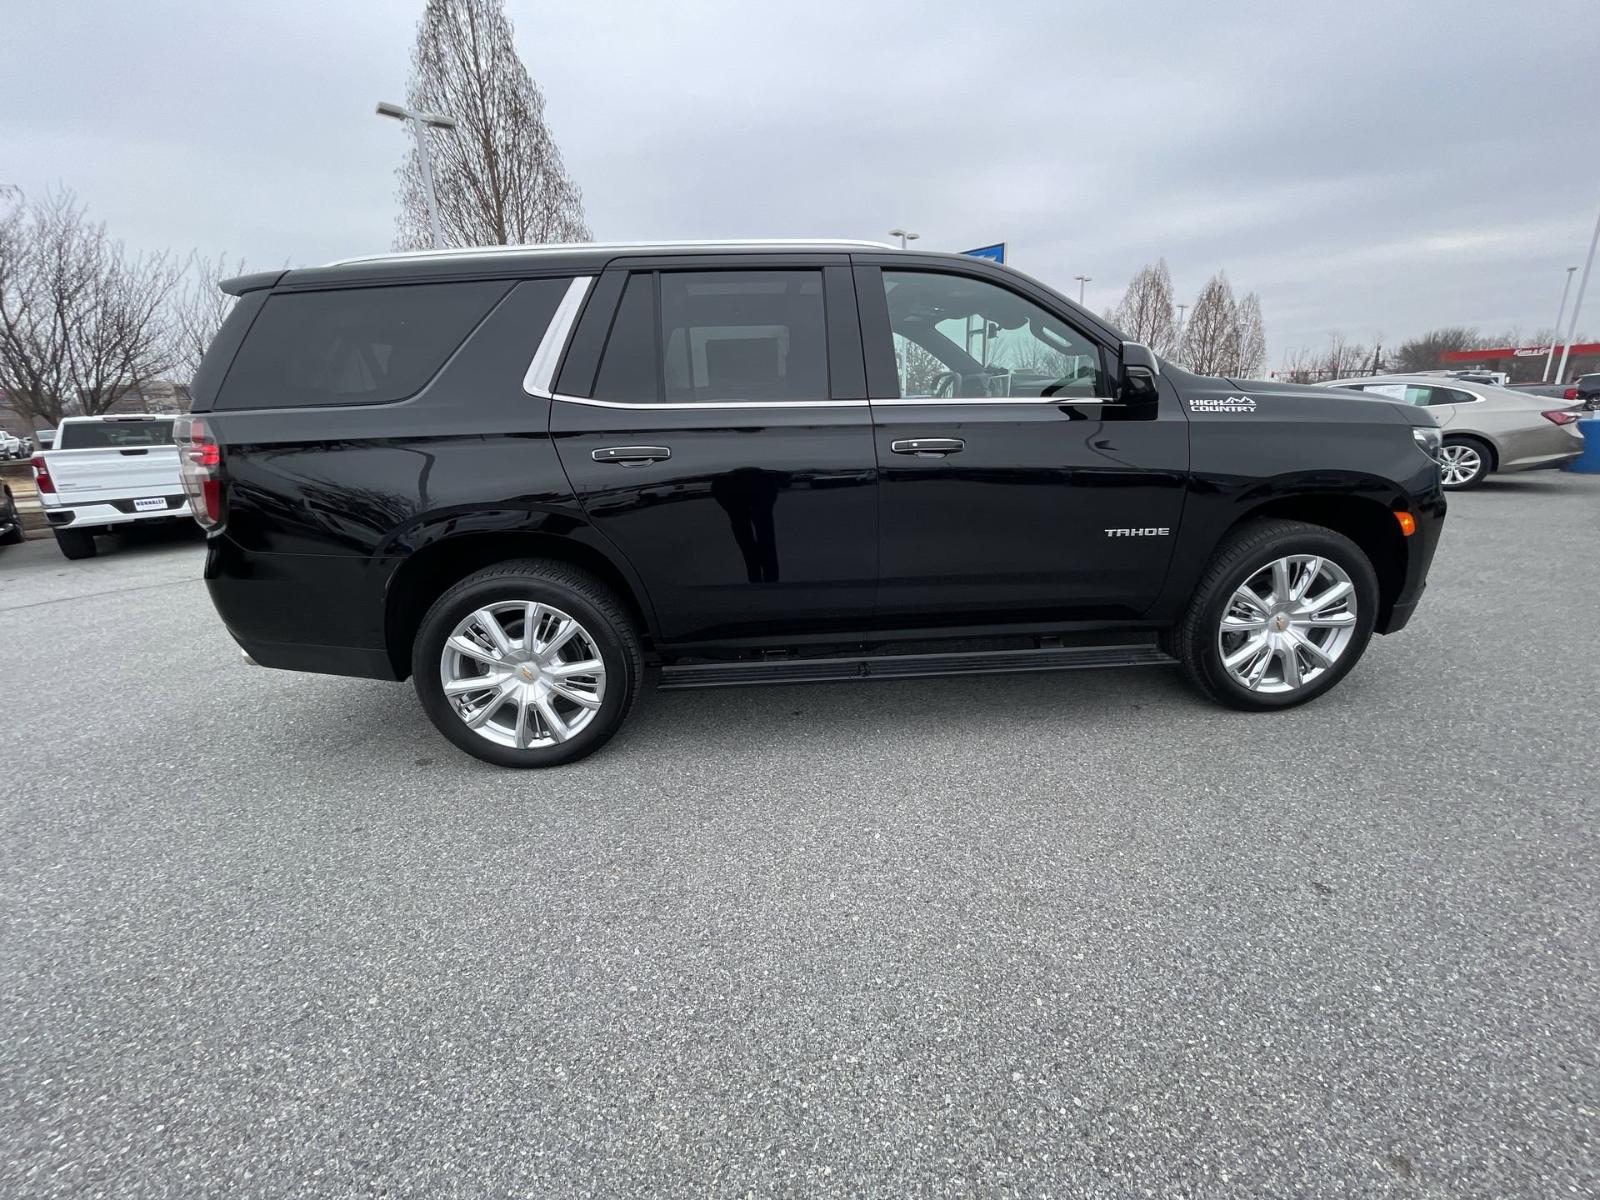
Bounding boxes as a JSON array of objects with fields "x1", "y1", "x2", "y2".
[
  {"x1": 57, "y1": 419, "x2": 175, "y2": 449},
  {"x1": 216, "y1": 281, "x2": 509, "y2": 410}
]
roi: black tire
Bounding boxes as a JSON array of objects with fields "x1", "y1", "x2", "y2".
[
  {"x1": 411, "y1": 558, "x2": 644, "y2": 767},
  {"x1": 1174, "y1": 519, "x2": 1379, "y2": 712},
  {"x1": 0, "y1": 493, "x2": 22, "y2": 545},
  {"x1": 54, "y1": 528, "x2": 97, "y2": 559},
  {"x1": 1439, "y1": 435, "x2": 1492, "y2": 490}
]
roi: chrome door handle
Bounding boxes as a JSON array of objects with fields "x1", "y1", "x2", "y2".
[
  {"x1": 891, "y1": 438, "x2": 964, "y2": 457},
  {"x1": 592, "y1": 445, "x2": 671, "y2": 466}
]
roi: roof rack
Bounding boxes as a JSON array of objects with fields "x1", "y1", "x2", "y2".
[{"x1": 325, "y1": 238, "x2": 900, "y2": 268}]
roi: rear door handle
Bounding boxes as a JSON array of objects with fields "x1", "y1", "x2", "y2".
[
  {"x1": 592, "y1": 445, "x2": 671, "y2": 466},
  {"x1": 891, "y1": 438, "x2": 964, "y2": 457}
]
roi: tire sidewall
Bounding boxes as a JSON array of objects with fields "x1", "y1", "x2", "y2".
[
  {"x1": 1195, "y1": 529, "x2": 1379, "y2": 710},
  {"x1": 413, "y1": 572, "x2": 636, "y2": 767}
]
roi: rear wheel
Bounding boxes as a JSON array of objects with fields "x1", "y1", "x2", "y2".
[
  {"x1": 412, "y1": 559, "x2": 643, "y2": 767},
  {"x1": 54, "y1": 528, "x2": 97, "y2": 559},
  {"x1": 1175, "y1": 519, "x2": 1378, "y2": 711},
  {"x1": 1438, "y1": 437, "x2": 1491, "y2": 489}
]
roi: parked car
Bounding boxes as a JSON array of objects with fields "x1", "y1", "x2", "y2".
[
  {"x1": 34, "y1": 429, "x2": 55, "y2": 450},
  {"x1": 0, "y1": 429, "x2": 26, "y2": 460},
  {"x1": 183, "y1": 240, "x2": 1445, "y2": 767},
  {"x1": 1320, "y1": 374, "x2": 1585, "y2": 488},
  {"x1": 30, "y1": 414, "x2": 191, "y2": 559},
  {"x1": 1574, "y1": 373, "x2": 1600, "y2": 410},
  {"x1": 0, "y1": 480, "x2": 23, "y2": 547}
]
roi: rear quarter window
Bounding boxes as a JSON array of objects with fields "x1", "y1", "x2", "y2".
[{"x1": 215, "y1": 281, "x2": 510, "y2": 411}]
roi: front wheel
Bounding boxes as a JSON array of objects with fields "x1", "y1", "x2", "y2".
[
  {"x1": 1174, "y1": 519, "x2": 1379, "y2": 711},
  {"x1": 412, "y1": 559, "x2": 644, "y2": 767}
]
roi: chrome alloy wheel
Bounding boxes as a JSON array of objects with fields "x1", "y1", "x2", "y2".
[
  {"x1": 1437, "y1": 443, "x2": 1483, "y2": 487},
  {"x1": 439, "y1": 602, "x2": 606, "y2": 748},
  {"x1": 1216, "y1": 555, "x2": 1358, "y2": 695}
]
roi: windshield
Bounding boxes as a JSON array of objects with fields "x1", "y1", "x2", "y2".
[{"x1": 56, "y1": 419, "x2": 175, "y2": 450}]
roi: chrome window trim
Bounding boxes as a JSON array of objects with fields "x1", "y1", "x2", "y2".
[
  {"x1": 869, "y1": 395, "x2": 1112, "y2": 407},
  {"x1": 522, "y1": 276, "x2": 594, "y2": 398},
  {"x1": 551, "y1": 394, "x2": 868, "y2": 410}
]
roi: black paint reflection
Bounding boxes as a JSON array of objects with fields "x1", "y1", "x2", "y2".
[{"x1": 711, "y1": 467, "x2": 786, "y2": 582}]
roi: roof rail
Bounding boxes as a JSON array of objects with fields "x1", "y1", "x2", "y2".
[{"x1": 324, "y1": 238, "x2": 900, "y2": 267}]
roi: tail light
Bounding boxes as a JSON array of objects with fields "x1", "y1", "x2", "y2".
[
  {"x1": 1542, "y1": 410, "x2": 1580, "y2": 426},
  {"x1": 174, "y1": 416, "x2": 225, "y2": 529},
  {"x1": 30, "y1": 454, "x2": 55, "y2": 494},
  {"x1": 1564, "y1": 387, "x2": 1578, "y2": 400}
]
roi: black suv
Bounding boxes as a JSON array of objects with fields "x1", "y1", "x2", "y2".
[{"x1": 182, "y1": 241, "x2": 1445, "y2": 766}]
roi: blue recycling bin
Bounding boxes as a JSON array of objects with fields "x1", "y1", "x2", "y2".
[{"x1": 1566, "y1": 417, "x2": 1600, "y2": 474}]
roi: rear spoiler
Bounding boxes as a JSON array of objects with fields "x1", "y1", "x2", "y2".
[{"x1": 219, "y1": 270, "x2": 286, "y2": 297}]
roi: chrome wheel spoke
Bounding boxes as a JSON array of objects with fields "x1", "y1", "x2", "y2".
[
  {"x1": 1224, "y1": 634, "x2": 1268, "y2": 669},
  {"x1": 444, "y1": 671, "x2": 509, "y2": 696},
  {"x1": 1234, "y1": 584, "x2": 1270, "y2": 617},
  {"x1": 448, "y1": 635, "x2": 502, "y2": 667},
  {"x1": 1301, "y1": 610, "x2": 1356, "y2": 628},
  {"x1": 1270, "y1": 558, "x2": 1292, "y2": 606},
  {"x1": 1288, "y1": 628, "x2": 1334, "y2": 669},
  {"x1": 546, "y1": 657, "x2": 604, "y2": 680},
  {"x1": 1222, "y1": 613, "x2": 1266, "y2": 632},
  {"x1": 464, "y1": 681, "x2": 516, "y2": 728},
  {"x1": 1243, "y1": 643, "x2": 1273, "y2": 689},
  {"x1": 540, "y1": 618, "x2": 580, "y2": 660},
  {"x1": 1278, "y1": 643, "x2": 1303, "y2": 688},
  {"x1": 533, "y1": 693, "x2": 570, "y2": 742},
  {"x1": 473, "y1": 608, "x2": 514, "y2": 657},
  {"x1": 1297, "y1": 579, "x2": 1352, "y2": 615},
  {"x1": 1291, "y1": 557, "x2": 1322, "y2": 602},
  {"x1": 521, "y1": 602, "x2": 544, "y2": 651},
  {"x1": 547, "y1": 679, "x2": 602, "y2": 710}
]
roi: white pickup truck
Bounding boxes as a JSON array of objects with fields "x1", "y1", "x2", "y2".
[{"x1": 31, "y1": 414, "x2": 191, "y2": 559}]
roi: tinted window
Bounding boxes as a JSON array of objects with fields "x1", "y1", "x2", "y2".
[
  {"x1": 217, "y1": 281, "x2": 508, "y2": 410},
  {"x1": 1360, "y1": 383, "x2": 1468, "y2": 406},
  {"x1": 57, "y1": 419, "x2": 175, "y2": 449},
  {"x1": 659, "y1": 271, "x2": 828, "y2": 402},
  {"x1": 593, "y1": 274, "x2": 658, "y2": 401},
  {"x1": 881, "y1": 270, "x2": 1106, "y2": 400}
]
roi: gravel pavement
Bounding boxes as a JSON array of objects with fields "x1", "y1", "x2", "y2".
[{"x1": 2, "y1": 476, "x2": 1597, "y2": 1198}]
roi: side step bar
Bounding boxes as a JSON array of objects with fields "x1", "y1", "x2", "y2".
[{"x1": 658, "y1": 643, "x2": 1177, "y2": 690}]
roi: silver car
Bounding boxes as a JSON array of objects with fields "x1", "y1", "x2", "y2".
[{"x1": 1320, "y1": 374, "x2": 1585, "y2": 489}]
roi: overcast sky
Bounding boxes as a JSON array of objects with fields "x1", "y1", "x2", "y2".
[{"x1": 3, "y1": 0, "x2": 1595, "y2": 363}]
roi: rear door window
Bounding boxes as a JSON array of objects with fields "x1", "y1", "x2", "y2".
[
  {"x1": 216, "y1": 281, "x2": 509, "y2": 410},
  {"x1": 57, "y1": 419, "x2": 175, "y2": 449}
]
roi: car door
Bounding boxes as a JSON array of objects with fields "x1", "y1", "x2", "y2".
[
  {"x1": 853, "y1": 258, "x2": 1189, "y2": 630},
  {"x1": 548, "y1": 257, "x2": 879, "y2": 648}
]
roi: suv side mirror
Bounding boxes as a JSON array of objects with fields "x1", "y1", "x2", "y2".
[{"x1": 1120, "y1": 341, "x2": 1160, "y2": 400}]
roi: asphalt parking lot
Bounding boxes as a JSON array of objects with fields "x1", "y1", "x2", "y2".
[{"x1": 2, "y1": 474, "x2": 1597, "y2": 1199}]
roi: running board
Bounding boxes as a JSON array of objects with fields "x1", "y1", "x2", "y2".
[{"x1": 658, "y1": 643, "x2": 1177, "y2": 689}]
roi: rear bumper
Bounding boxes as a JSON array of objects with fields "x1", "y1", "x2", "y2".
[
  {"x1": 204, "y1": 535, "x2": 402, "y2": 681},
  {"x1": 1500, "y1": 447, "x2": 1582, "y2": 473},
  {"x1": 43, "y1": 496, "x2": 191, "y2": 528}
]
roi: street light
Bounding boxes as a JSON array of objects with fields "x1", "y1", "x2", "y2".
[
  {"x1": 1554, "y1": 190, "x2": 1600, "y2": 386},
  {"x1": 888, "y1": 228, "x2": 919, "y2": 250},
  {"x1": 1074, "y1": 275, "x2": 1092, "y2": 305},
  {"x1": 377, "y1": 100, "x2": 459, "y2": 250},
  {"x1": 1543, "y1": 266, "x2": 1578, "y2": 382}
]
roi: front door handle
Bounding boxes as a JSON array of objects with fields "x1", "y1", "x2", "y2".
[
  {"x1": 592, "y1": 445, "x2": 671, "y2": 466},
  {"x1": 891, "y1": 438, "x2": 964, "y2": 458}
]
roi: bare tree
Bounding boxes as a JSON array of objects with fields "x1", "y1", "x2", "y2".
[
  {"x1": 1390, "y1": 326, "x2": 1480, "y2": 374},
  {"x1": 395, "y1": 0, "x2": 589, "y2": 249},
  {"x1": 1112, "y1": 259, "x2": 1178, "y2": 354},
  {"x1": 170, "y1": 251, "x2": 246, "y2": 384},
  {"x1": 0, "y1": 188, "x2": 180, "y2": 427},
  {"x1": 1178, "y1": 272, "x2": 1238, "y2": 376},
  {"x1": 1232, "y1": 291, "x2": 1267, "y2": 379}
]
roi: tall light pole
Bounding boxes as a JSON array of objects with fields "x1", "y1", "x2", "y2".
[
  {"x1": 377, "y1": 101, "x2": 458, "y2": 250},
  {"x1": 1553, "y1": 191, "x2": 1600, "y2": 386},
  {"x1": 1074, "y1": 275, "x2": 1092, "y2": 305},
  {"x1": 888, "y1": 228, "x2": 919, "y2": 250},
  {"x1": 1175, "y1": 304, "x2": 1189, "y2": 344},
  {"x1": 1543, "y1": 265, "x2": 1578, "y2": 382}
]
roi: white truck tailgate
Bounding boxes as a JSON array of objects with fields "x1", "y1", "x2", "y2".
[{"x1": 43, "y1": 418, "x2": 183, "y2": 504}]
